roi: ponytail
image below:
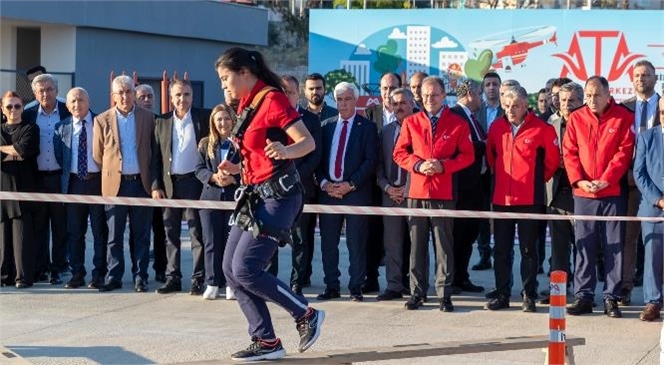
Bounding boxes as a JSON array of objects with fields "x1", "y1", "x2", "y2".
[{"x1": 215, "y1": 48, "x2": 283, "y2": 91}]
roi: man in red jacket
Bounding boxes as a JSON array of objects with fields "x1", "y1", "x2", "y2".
[
  {"x1": 393, "y1": 76, "x2": 474, "y2": 312},
  {"x1": 563, "y1": 76, "x2": 635, "y2": 318},
  {"x1": 484, "y1": 86, "x2": 560, "y2": 312}
]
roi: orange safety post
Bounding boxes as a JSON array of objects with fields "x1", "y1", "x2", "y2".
[
  {"x1": 548, "y1": 270, "x2": 567, "y2": 365},
  {"x1": 161, "y1": 71, "x2": 169, "y2": 115}
]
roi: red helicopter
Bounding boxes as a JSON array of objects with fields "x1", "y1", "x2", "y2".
[{"x1": 470, "y1": 26, "x2": 557, "y2": 71}]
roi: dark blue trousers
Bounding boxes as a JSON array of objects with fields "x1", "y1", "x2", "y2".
[
  {"x1": 200, "y1": 208, "x2": 232, "y2": 287},
  {"x1": 642, "y1": 221, "x2": 663, "y2": 305},
  {"x1": 573, "y1": 196, "x2": 625, "y2": 301},
  {"x1": 67, "y1": 174, "x2": 107, "y2": 279},
  {"x1": 105, "y1": 180, "x2": 152, "y2": 284},
  {"x1": 223, "y1": 193, "x2": 308, "y2": 340}
]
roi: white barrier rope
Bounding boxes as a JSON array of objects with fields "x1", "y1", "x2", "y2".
[{"x1": 2, "y1": 191, "x2": 663, "y2": 222}]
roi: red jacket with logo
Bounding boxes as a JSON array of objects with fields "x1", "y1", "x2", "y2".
[
  {"x1": 562, "y1": 99, "x2": 635, "y2": 199},
  {"x1": 393, "y1": 108, "x2": 474, "y2": 200},
  {"x1": 486, "y1": 112, "x2": 560, "y2": 206}
]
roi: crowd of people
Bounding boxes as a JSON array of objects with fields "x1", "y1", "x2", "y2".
[{"x1": 1, "y1": 56, "x2": 662, "y2": 334}]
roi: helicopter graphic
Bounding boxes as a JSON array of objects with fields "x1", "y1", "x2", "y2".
[{"x1": 469, "y1": 26, "x2": 557, "y2": 71}]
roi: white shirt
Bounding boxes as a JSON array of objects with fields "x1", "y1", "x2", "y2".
[
  {"x1": 36, "y1": 103, "x2": 62, "y2": 171},
  {"x1": 170, "y1": 110, "x2": 198, "y2": 174},
  {"x1": 322, "y1": 114, "x2": 356, "y2": 187},
  {"x1": 70, "y1": 112, "x2": 100, "y2": 174},
  {"x1": 634, "y1": 94, "x2": 659, "y2": 136},
  {"x1": 382, "y1": 107, "x2": 396, "y2": 127}
]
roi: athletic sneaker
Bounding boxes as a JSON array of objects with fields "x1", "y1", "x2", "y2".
[
  {"x1": 296, "y1": 307, "x2": 325, "y2": 353},
  {"x1": 230, "y1": 338, "x2": 286, "y2": 362}
]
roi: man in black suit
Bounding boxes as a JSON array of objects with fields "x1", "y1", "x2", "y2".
[
  {"x1": 315, "y1": 82, "x2": 378, "y2": 302},
  {"x1": 361, "y1": 72, "x2": 401, "y2": 293},
  {"x1": 450, "y1": 80, "x2": 486, "y2": 295},
  {"x1": 619, "y1": 59, "x2": 661, "y2": 305},
  {"x1": 22, "y1": 73, "x2": 71, "y2": 284},
  {"x1": 303, "y1": 73, "x2": 338, "y2": 122},
  {"x1": 152, "y1": 79, "x2": 210, "y2": 295},
  {"x1": 281, "y1": 75, "x2": 322, "y2": 295}
]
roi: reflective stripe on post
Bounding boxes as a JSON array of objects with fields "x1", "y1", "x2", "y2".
[{"x1": 548, "y1": 270, "x2": 567, "y2": 365}]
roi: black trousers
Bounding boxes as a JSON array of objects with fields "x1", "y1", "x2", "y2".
[
  {"x1": 365, "y1": 185, "x2": 384, "y2": 284},
  {"x1": 290, "y1": 196, "x2": 316, "y2": 286},
  {"x1": 129, "y1": 207, "x2": 166, "y2": 275},
  {"x1": 493, "y1": 204, "x2": 543, "y2": 299},
  {"x1": 1, "y1": 207, "x2": 36, "y2": 284},
  {"x1": 34, "y1": 173, "x2": 68, "y2": 275},
  {"x1": 453, "y1": 187, "x2": 484, "y2": 284}
]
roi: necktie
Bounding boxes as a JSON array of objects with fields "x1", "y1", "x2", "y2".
[
  {"x1": 639, "y1": 100, "x2": 648, "y2": 133},
  {"x1": 431, "y1": 116, "x2": 439, "y2": 137},
  {"x1": 334, "y1": 120, "x2": 348, "y2": 180},
  {"x1": 77, "y1": 120, "x2": 88, "y2": 179},
  {"x1": 470, "y1": 113, "x2": 487, "y2": 141}
]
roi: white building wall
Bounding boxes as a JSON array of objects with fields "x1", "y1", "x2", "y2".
[
  {"x1": 340, "y1": 60, "x2": 370, "y2": 95},
  {"x1": 406, "y1": 26, "x2": 430, "y2": 80}
]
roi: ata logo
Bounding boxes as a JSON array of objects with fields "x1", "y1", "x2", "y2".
[{"x1": 552, "y1": 31, "x2": 644, "y2": 82}]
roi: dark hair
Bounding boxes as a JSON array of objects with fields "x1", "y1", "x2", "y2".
[
  {"x1": 305, "y1": 73, "x2": 326, "y2": 89},
  {"x1": 2, "y1": 90, "x2": 24, "y2": 106},
  {"x1": 538, "y1": 88, "x2": 547, "y2": 96},
  {"x1": 552, "y1": 77, "x2": 573, "y2": 89},
  {"x1": 483, "y1": 72, "x2": 501, "y2": 83},
  {"x1": 281, "y1": 75, "x2": 299, "y2": 88},
  {"x1": 215, "y1": 47, "x2": 283, "y2": 91},
  {"x1": 382, "y1": 72, "x2": 402, "y2": 86},
  {"x1": 456, "y1": 79, "x2": 479, "y2": 99},
  {"x1": 634, "y1": 59, "x2": 655, "y2": 74},
  {"x1": 585, "y1": 76, "x2": 609, "y2": 91},
  {"x1": 169, "y1": 78, "x2": 193, "y2": 94},
  {"x1": 26, "y1": 65, "x2": 47, "y2": 75}
]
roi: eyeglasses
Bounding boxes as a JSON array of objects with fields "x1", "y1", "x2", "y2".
[
  {"x1": 36, "y1": 87, "x2": 55, "y2": 95},
  {"x1": 5, "y1": 104, "x2": 22, "y2": 110}
]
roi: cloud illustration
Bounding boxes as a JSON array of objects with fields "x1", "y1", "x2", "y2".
[
  {"x1": 387, "y1": 28, "x2": 407, "y2": 39},
  {"x1": 354, "y1": 43, "x2": 372, "y2": 55},
  {"x1": 432, "y1": 36, "x2": 459, "y2": 49}
]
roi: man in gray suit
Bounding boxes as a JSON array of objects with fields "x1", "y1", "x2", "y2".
[
  {"x1": 375, "y1": 88, "x2": 414, "y2": 301},
  {"x1": 619, "y1": 60, "x2": 661, "y2": 306},
  {"x1": 152, "y1": 79, "x2": 210, "y2": 295}
]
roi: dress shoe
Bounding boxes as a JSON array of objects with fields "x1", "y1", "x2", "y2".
[
  {"x1": 316, "y1": 288, "x2": 340, "y2": 301},
  {"x1": 134, "y1": 278, "x2": 148, "y2": 293},
  {"x1": 376, "y1": 289, "x2": 403, "y2": 301},
  {"x1": 362, "y1": 280, "x2": 380, "y2": 294},
  {"x1": 522, "y1": 296, "x2": 537, "y2": 313},
  {"x1": 154, "y1": 271, "x2": 167, "y2": 283},
  {"x1": 404, "y1": 295, "x2": 425, "y2": 310},
  {"x1": 190, "y1": 280, "x2": 204, "y2": 296},
  {"x1": 617, "y1": 288, "x2": 631, "y2": 306},
  {"x1": 472, "y1": 259, "x2": 492, "y2": 271},
  {"x1": 50, "y1": 272, "x2": 63, "y2": 285},
  {"x1": 87, "y1": 277, "x2": 103, "y2": 290},
  {"x1": 603, "y1": 299, "x2": 621, "y2": 318},
  {"x1": 99, "y1": 281, "x2": 123, "y2": 292},
  {"x1": 484, "y1": 295, "x2": 510, "y2": 311},
  {"x1": 485, "y1": 287, "x2": 499, "y2": 299},
  {"x1": 458, "y1": 280, "x2": 484, "y2": 293},
  {"x1": 639, "y1": 303, "x2": 662, "y2": 322},
  {"x1": 65, "y1": 274, "x2": 86, "y2": 289},
  {"x1": 439, "y1": 297, "x2": 454, "y2": 312},
  {"x1": 567, "y1": 298, "x2": 593, "y2": 315},
  {"x1": 156, "y1": 279, "x2": 181, "y2": 294},
  {"x1": 350, "y1": 292, "x2": 364, "y2": 302},
  {"x1": 291, "y1": 284, "x2": 303, "y2": 295},
  {"x1": 15, "y1": 280, "x2": 32, "y2": 289}
]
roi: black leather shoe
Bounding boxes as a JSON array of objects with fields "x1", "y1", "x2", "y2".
[
  {"x1": 291, "y1": 284, "x2": 303, "y2": 295},
  {"x1": 316, "y1": 288, "x2": 340, "y2": 301},
  {"x1": 376, "y1": 289, "x2": 403, "y2": 301},
  {"x1": 87, "y1": 278, "x2": 103, "y2": 290},
  {"x1": 405, "y1": 295, "x2": 425, "y2": 310},
  {"x1": 135, "y1": 278, "x2": 148, "y2": 293},
  {"x1": 15, "y1": 281, "x2": 32, "y2": 289},
  {"x1": 350, "y1": 292, "x2": 364, "y2": 302},
  {"x1": 522, "y1": 296, "x2": 537, "y2": 313},
  {"x1": 439, "y1": 297, "x2": 454, "y2": 312},
  {"x1": 65, "y1": 274, "x2": 86, "y2": 289},
  {"x1": 567, "y1": 298, "x2": 593, "y2": 315},
  {"x1": 604, "y1": 299, "x2": 622, "y2": 318},
  {"x1": 362, "y1": 280, "x2": 380, "y2": 294},
  {"x1": 156, "y1": 279, "x2": 181, "y2": 294},
  {"x1": 50, "y1": 272, "x2": 63, "y2": 285},
  {"x1": 190, "y1": 280, "x2": 204, "y2": 296},
  {"x1": 99, "y1": 281, "x2": 123, "y2": 292},
  {"x1": 458, "y1": 280, "x2": 484, "y2": 293},
  {"x1": 154, "y1": 272, "x2": 167, "y2": 283},
  {"x1": 472, "y1": 259, "x2": 492, "y2": 271},
  {"x1": 617, "y1": 288, "x2": 631, "y2": 306},
  {"x1": 484, "y1": 295, "x2": 510, "y2": 310},
  {"x1": 485, "y1": 287, "x2": 499, "y2": 299}
]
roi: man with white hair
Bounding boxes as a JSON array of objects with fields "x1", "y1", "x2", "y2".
[
  {"x1": 92, "y1": 75, "x2": 157, "y2": 293},
  {"x1": 315, "y1": 81, "x2": 378, "y2": 302}
]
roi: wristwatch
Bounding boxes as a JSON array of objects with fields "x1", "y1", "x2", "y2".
[{"x1": 349, "y1": 182, "x2": 357, "y2": 191}]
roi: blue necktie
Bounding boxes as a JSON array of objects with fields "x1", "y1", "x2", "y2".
[
  {"x1": 77, "y1": 120, "x2": 88, "y2": 179},
  {"x1": 431, "y1": 116, "x2": 439, "y2": 137}
]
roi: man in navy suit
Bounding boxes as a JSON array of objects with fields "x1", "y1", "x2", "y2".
[
  {"x1": 315, "y1": 82, "x2": 378, "y2": 302},
  {"x1": 634, "y1": 97, "x2": 664, "y2": 322},
  {"x1": 54, "y1": 87, "x2": 108, "y2": 289}
]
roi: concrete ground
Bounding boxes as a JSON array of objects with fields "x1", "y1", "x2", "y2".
[{"x1": 0, "y1": 228, "x2": 661, "y2": 365}]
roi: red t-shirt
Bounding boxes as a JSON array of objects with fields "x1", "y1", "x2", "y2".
[{"x1": 235, "y1": 80, "x2": 300, "y2": 185}]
